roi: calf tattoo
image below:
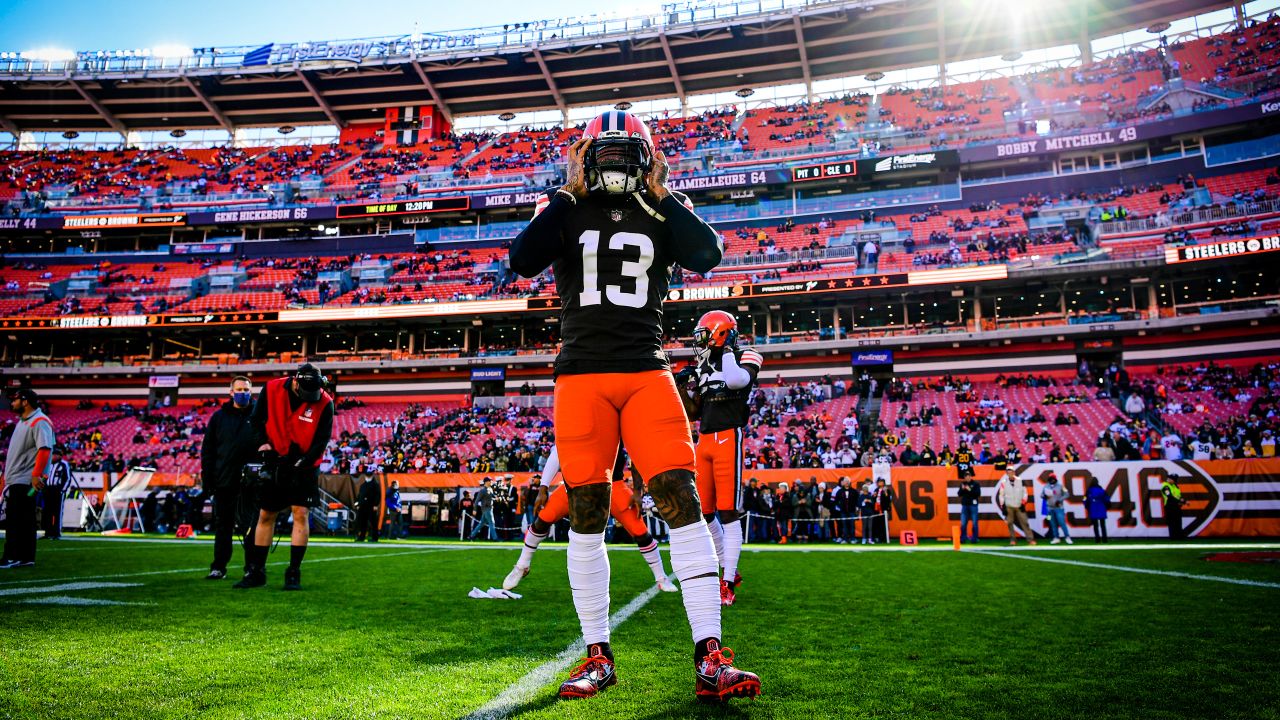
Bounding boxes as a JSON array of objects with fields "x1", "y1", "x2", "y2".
[
  {"x1": 648, "y1": 469, "x2": 704, "y2": 527},
  {"x1": 566, "y1": 483, "x2": 611, "y2": 534}
]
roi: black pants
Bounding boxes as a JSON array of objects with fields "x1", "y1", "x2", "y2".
[
  {"x1": 1091, "y1": 518, "x2": 1108, "y2": 542},
  {"x1": 3, "y1": 486, "x2": 37, "y2": 563},
  {"x1": 1166, "y1": 502, "x2": 1185, "y2": 539},
  {"x1": 384, "y1": 509, "x2": 402, "y2": 538},
  {"x1": 354, "y1": 505, "x2": 377, "y2": 541},
  {"x1": 41, "y1": 487, "x2": 63, "y2": 538},
  {"x1": 211, "y1": 487, "x2": 255, "y2": 572}
]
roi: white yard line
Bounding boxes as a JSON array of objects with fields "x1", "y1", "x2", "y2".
[
  {"x1": 0, "y1": 581, "x2": 141, "y2": 596},
  {"x1": 18, "y1": 595, "x2": 152, "y2": 606},
  {"x1": 0, "y1": 548, "x2": 444, "y2": 588},
  {"x1": 464, "y1": 585, "x2": 662, "y2": 720},
  {"x1": 975, "y1": 550, "x2": 1280, "y2": 588}
]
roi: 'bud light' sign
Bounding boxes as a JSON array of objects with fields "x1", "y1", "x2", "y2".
[{"x1": 470, "y1": 368, "x2": 506, "y2": 381}]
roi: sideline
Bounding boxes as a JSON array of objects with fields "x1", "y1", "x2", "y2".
[
  {"x1": 25, "y1": 533, "x2": 1280, "y2": 554},
  {"x1": 0, "y1": 548, "x2": 446, "y2": 588},
  {"x1": 975, "y1": 550, "x2": 1280, "y2": 588},
  {"x1": 463, "y1": 585, "x2": 662, "y2": 720}
]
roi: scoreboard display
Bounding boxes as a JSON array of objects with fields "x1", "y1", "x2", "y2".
[
  {"x1": 335, "y1": 197, "x2": 470, "y2": 218},
  {"x1": 791, "y1": 161, "x2": 857, "y2": 183}
]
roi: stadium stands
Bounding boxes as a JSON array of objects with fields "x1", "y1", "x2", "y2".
[{"x1": 4, "y1": 17, "x2": 1279, "y2": 212}]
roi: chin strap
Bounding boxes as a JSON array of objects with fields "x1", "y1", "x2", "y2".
[{"x1": 632, "y1": 192, "x2": 666, "y2": 221}]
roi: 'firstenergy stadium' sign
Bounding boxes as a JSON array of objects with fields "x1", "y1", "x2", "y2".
[{"x1": 1164, "y1": 235, "x2": 1280, "y2": 263}]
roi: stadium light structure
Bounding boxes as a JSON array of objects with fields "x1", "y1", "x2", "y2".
[
  {"x1": 151, "y1": 45, "x2": 194, "y2": 60},
  {"x1": 20, "y1": 48, "x2": 75, "y2": 62}
]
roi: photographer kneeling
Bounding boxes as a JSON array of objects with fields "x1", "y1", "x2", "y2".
[{"x1": 234, "y1": 364, "x2": 333, "y2": 591}]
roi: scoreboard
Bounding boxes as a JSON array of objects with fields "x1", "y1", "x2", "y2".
[{"x1": 791, "y1": 161, "x2": 857, "y2": 183}]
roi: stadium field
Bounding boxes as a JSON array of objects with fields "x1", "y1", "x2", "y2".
[{"x1": 1, "y1": 537, "x2": 1278, "y2": 720}]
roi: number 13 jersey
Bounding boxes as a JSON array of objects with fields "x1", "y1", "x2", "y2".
[{"x1": 514, "y1": 189, "x2": 722, "y2": 376}]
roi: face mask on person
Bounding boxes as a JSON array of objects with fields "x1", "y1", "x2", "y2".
[{"x1": 232, "y1": 391, "x2": 252, "y2": 406}]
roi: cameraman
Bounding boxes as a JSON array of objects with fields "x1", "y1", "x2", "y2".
[
  {"x1": 201, "y1": 376, "x2": 258, "y2": 580},
  {"x1": 234, "y1": 364, "x2": 333, "y2": 591}
]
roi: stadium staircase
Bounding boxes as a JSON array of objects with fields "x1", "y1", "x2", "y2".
[
  {"x1": 321, "y1": 147, "x2": 382, "y2": 188},
  {"x1": 458, "y1": 137, "x2": 500, "y2": 168},
  {"x1": 1139, "y1": 78, "x2": 1244, "y2": 112},
  {"x1": 856, "y1": 385, "x2": 882, "y2": 445}
]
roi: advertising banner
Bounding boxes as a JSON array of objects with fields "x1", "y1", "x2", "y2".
[
  {"x1": 1163, "y1": 234, "x2": 1280, "y2": 264},
  {"x1": 960, "y1": 101, "x2": 1277, "y2": 163},
  {"x1": 852, "y1": 350, "x2": 894, "y2": 366},
  {"x1": 186, "y1": 207, "x2": 331, "y2": 226},
  {"x1": 384, "y1": 459, "x2": 1280, "y2": 539}
]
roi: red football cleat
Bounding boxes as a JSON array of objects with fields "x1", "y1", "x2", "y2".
[
  {"x1": 558, "y1": 645, "x2": 617, "y2": 700},
  {"x1": 720, "y1": 579, "x2": 736, "y2": 606},
  {"x1": 733, "y1": 571, "x2": 742, "y2": 585},
  {"x1": 695, "y1": 640, "x2": 760, "y2": 703}
]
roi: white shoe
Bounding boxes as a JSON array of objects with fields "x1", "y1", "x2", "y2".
[
  {"x1": 656, "y1": 576, "x2": 679, "y2": 593},
  {"x1": 1065, "y1": 537, "x2": 1073, "y2": 545},
  {"x1": 1050, "y1": 538, "x2": 1061, "y2": 545},
  {"x1": 502, "y1": 565, "x2": 530, "y2": 590}
]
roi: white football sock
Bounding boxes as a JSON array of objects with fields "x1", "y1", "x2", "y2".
[
  {"x1": 721, "y1": 519, "x2": 743, "y2": 584},
  {"x1": 636, "y1": 537, "x2": 668, "y2": 581},
  {"x1": 706, "y1": 516, "x2": 724, "y2": 570},
  {"x1": 668, "y1": 521, "x2": 722, "y2": 644},
  {"x1": 567, "y1": 530, "x2": 611, "y2": 645},
  {"x1": 516, "y1": 528, "x2": 547, "y2": 569}
]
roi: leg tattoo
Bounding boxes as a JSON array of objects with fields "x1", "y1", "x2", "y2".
[
  {"x1": 567, "y1": 483, "x2": 612, "y2": 534},
  {"x1": 649, "y1": 469, "x2": 706, "y2": 529}
]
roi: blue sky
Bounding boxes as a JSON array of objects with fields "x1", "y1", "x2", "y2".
[{"x1": 0, "y1": 0, "x2": 601, "y2": 51}]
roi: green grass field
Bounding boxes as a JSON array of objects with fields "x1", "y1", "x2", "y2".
[{"x1": 1, "y1": 536, "x2": 1278, "y2": 720}]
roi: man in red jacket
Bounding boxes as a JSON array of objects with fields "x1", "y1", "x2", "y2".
[{"x1": 234, "y1": 364, "x2": 333, "y2": 591}]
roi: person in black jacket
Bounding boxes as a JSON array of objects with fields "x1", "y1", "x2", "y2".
[
  {"x1": 958, "y1": 477, "x2": 982, "y2": 544},
  {"x1": 201, "y1": 376, "x2": 259, "y2": 580},
  {"x1": 354, "y1": 474, "x2": 381, "y2": 542}
]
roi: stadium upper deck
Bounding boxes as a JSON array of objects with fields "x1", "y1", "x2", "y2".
[
  {"x1": 4, "y1": 14, "x2": 1279, "y2": 211},
  {"x1": 0, "y1": 0, "x2": 1229, "y2": 133}
]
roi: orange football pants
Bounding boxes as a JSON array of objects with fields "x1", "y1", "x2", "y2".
[
  {"x1": 553, "y1": 370, "x2": 695, "y2": 487},
  {"x1": 695, "y1": 428, "x2": 744, "y2": 514}
]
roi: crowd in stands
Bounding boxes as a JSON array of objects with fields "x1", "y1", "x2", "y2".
[
  {"x1": 1, "y1": 359, "x2": 1273, "y2": 507},
  {"x1": 2, "y1": 15, "x2": 1277, "y2": 211},
  {"x1": 320, "y1": 402, "x2": 553, "y2": 476},
  {"x1": 1121, "y1": 361, "x2": 1279, "y2": 459}
]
